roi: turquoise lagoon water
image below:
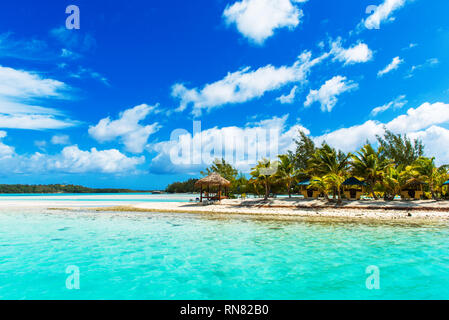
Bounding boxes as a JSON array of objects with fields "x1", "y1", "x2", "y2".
[
  {"x1": 0, "y1": 193, "x2": 193, "y2": 202},
  {"x1": 1, "y1": 208, "x2": 449, "y2": 300}
]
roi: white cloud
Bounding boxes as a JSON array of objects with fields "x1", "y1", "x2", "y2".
[
  {"x1": 51, "y1": 134, "x2": 70, "y2": 145},
  {"x1": 330, "y1": 39, "x2": 373, "y2": 65},
  {"x1": 314, "y1": 120, "x2": 385, "y2": 153},
  {"x1": 149, "y1": 115, "x2": 308, "y2": 174},
  {"x1": 0, "y1": 131, "x2": 14, "y2": 160},
  {"x1": 172, "y1": 51, "x2": 327, "y2": 116},
  {"x1": 314, "y1": 102, "x2": 449, "y2": 165},
  {"x1": 0, "y1": 114, "x2": 78, "y2": 130},
  {"x1": 386, "y1": 102, "x2": 449, "y2": 133},
  {"x1": 0, "y1": 65, "x2": 67, "y2": 99},
  {"x1": 304, "y1": 76, "x2": 358, "y2": 112},
  {"x1": 409, "y1": 126, "x2": 449, "y2": 166},
  {"x1": 0, "y1": 143, "x2": 144, "y2": 175},
  {"x1": 377, "y1": 56, "x2": 404, "y2": 77},
  {"x1": 0, "y1": 65, "x2": 78, "y2": 130},
  {"x1": 276, "y1": 85, "x2": 298, "y2": 104},
  {"x1": 371, "y1": 95, "x2": 407, "y2": 116},
  {"x1": 88, "y1": 104, "x2": 161, "y2": 153},
  {"x1": 48, "y1": 146, "x2": 145, "y2": 174},
  {"x1": 363, "y1": 0, "x2": 407, "y2": 30},
  {"x1": 223, "y1": 0, "x2": 308, "y2": 44},
  {"x1": 150, "y1": 101, "x2": 449, "y2": 173}
]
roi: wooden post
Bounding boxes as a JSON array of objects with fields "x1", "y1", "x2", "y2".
[
  {"x1": 207, "y1": 184, "x2": 210, "y2": 200},
  {"x1": 218, "y1": 185, "x2": 221, "y2": 200},
  {"x1": 200, "y1": 185, "x2": 203, "y2": 203}
]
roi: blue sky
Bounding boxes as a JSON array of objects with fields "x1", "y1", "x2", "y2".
[{"x1": 0, "y1": 0, "x2": 448, "y2": 189}]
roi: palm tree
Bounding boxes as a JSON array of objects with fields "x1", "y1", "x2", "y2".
[
  {"x1": 412, "y1": 157, "x2": 448, "y2": 200},
  {"x1": 382, "y1": 167, "x2": 402, "y2": 201},
  {"x1": 323, "y1": 173, "x2": 346, "y2": 203},
  {"x1": 351, "y1": 144, "x2": 391, "y2": 200},
  {"x1": 308, "y1": 144, "x2": 351, "y2": 204},
  {"x1": 309, "y1": 176, "x2": 330, "y2": 201},
  {"x1": 250, "y1": 159, "x2": 277, "y2": 200},
  {"x1": 276, "y1": 154, "x2": 298, "y2": 198}
]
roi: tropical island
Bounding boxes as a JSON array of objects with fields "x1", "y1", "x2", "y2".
[
  {"x1": 0, "y1": 184, "x2": 153, "y2": 194},
  {"x1": 165, "y1": 129, "x2": 449, "y2": 202}
]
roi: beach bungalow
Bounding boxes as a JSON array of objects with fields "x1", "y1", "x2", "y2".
[
  {"x1": 401, "y1": 178, "x2": 425, "y2": 200},
  {"x1": 298, "y1": 179, "x2": 320, "y2": 199},
  {"x1": 443, "y1": 180, "x2": 449, "y2": 186},
  {"x1": 194, "y1": 173, "x2": 231, "y2": 203},
  {"x1": 342, "y1": 177, "x2": 367, "y2": 200}
]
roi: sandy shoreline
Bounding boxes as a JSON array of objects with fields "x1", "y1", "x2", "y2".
[
  {"x1": 2, "y1": 197, "x2": 449, "y2": 223},
  {"x1": 89, "y1": 198, "x2": 449, "y2": 223}
]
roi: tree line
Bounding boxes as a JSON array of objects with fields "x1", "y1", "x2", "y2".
[
  {"x1": 0, "y1": 184, "x2": 140, "y2": 194},
  {"x1": 166, "y1": 129, "x2": 449, "y2": 202}
]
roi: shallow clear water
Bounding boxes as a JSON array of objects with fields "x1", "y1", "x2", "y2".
[
  {"x1": 0, "y1": 193, "x2": 194, "y2": 202},
  {"x1": 1, "y1": 209, "x2": 449, "y2": 300}
]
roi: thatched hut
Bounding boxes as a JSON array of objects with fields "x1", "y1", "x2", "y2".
[
  {"x1": 298, "y1": 179, "x2": 320, "y2": 199},
  {"x1": 401, "y1": 178, "x2": 425, "y2": 200},
  {"x1": 195, "y1": 173, "x2": 231, "y2": 202},
  {"x1": 342, "y1": 177, "x2": 367, "y2": 200}
]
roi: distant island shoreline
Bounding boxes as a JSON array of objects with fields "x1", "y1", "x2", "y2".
[{"x1": 0, "y1": 184, "x2": 164, "y2": 194}]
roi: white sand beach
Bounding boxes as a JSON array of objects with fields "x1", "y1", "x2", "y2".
[
  {"x1": 2, "y1": 194, "x2": 449, "y2": 222},
  {"x1": 122, "y1": 198, "x2": 449, "y2": 222}
]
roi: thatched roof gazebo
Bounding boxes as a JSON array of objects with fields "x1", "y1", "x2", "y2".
[
  {"x1": 401, "y1": 177, "x2": 426, "y2": 200},
  {"x1": 342, "y1": 177, "x2": 367, "y2": 200},
  {"x1": 195, "y1": 173, "x2": 231, "y2": 202}
]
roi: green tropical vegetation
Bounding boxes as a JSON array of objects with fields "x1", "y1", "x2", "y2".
[
  {"x1": 165, "y1": 179, "x2": 199, "y2": 193},
  {"x1": 0, "y1": 184, "x2": 143, "y2": 194},
  {"x1": 166, "y1": 129, "x2": 449, "y2": 201}
]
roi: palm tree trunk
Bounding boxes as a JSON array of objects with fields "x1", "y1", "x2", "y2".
[
  {"x1": 369, "y1": 179, "x2": 378, "y2": 200},
  {"x1": 430, "y1": 186, "x2": 437, "y2": 200},
  {"x1": 288, "y1": 180, "x2": 292, "y2": 198},
  {"x1": 371, "y1": 187, "x2": 378, "y2": 200},
  {"x1": 264, "y1": 182, "x2": 269, "y2": 200},
  {"x1": 337, "y1": 187, "x2": 342, "y2": 204}
]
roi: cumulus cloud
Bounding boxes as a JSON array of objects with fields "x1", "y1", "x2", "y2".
[
  {"x1": 409, "y1": 126, "x2": 449, "y2": 166},
  {"x1": 0, "y1": 131, "x2": 15, "y2": 160},
  {"x1": 48, "y1": 146, "x2": 144, "y2": 174},
  {"x1": 0, "y1": 65, "x2": 78, "y2": 130},
  {"x1": 386, "y1": 102, "x2": 449, "y2": 133},
  {"x1": 363, "y1": 0, "x2": 408, "y2": 30},
  {"x1": 371, "y1": 95, "x2": 407, "y2": 116},
  {"x1": 276, "y1": 85, "x2": 298, "y2": 104},
  {"x1": 88, "y1": 104, "x2": 161, "y2": 153},
  {"x1": 304, "y1": 76, "x2": 358, "y2": 112},
  {"x1": 149, "y1": 115, "x2": 308, "y2": 174},
  {"x1": 377, "y1": 56, "x2": 404, "y2": 77},
  {"x1": 149, "y1": 101, "x2": 449, "y2": 173},
  {"x1": 223, "y1": 0, "x2": 308, "y2": 44},
  {"x1": 330, "y1": 39, "x2": 373, "y2": 65},
  {"x1": 314, "y1": 102, "x2": 449, "y2": 165},
  {"x1": 0, "y1": 142, "x2": 144, "y2": 175},
  {"x1": 314, "y1": 120, "x2": 385, "y2": 153},
  {"x1": 172, "y1": 51, "x2": 327, "y2": 116}
]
